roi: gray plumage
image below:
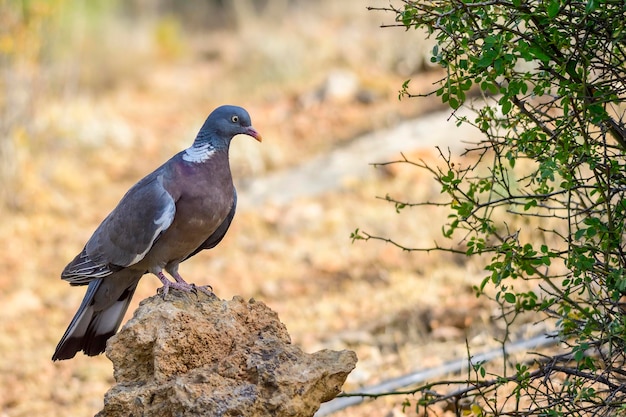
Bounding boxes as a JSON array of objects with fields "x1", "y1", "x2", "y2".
[{"x1": 53, "y1": 105, "x2": 261, "y2": 360}]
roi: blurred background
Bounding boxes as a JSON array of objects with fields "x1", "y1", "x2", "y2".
[{"x1": 0, "y1": 1, "x2": 509, "y2": 416}]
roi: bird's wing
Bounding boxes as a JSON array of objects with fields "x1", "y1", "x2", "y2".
[
  {"x1": 183, "y1": 189, "x2": 237, "y2": 262},
  {"x1": 62, "y1": 173, "x2": 176, "y2": 284}
]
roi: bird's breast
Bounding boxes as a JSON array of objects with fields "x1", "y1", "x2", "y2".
[{"x1": 138, "y1": 159, "x2": 235, "y2": 269}]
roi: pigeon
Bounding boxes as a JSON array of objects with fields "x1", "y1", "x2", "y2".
[{"x1": 52, "y1": 105, "x2": 262, "y2": 361}]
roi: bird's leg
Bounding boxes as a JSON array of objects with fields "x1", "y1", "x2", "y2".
[
  {"x1": 155, "y1": 270, "x2": 177, "y2": 298},
  {"x1": 164, "y1": 265, "x2": 214, "y2": 296},
  {"x1": 153, "y1": 270, "x2": 209, "y2": 299},
  {"x1": 170, "y1": 269, "x2": 214, "y2": 295},
  {"x1": 170, "y1": 268, "x2": 188, "y2": 284}
]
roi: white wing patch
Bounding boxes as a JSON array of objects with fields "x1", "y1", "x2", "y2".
[
  {"x1": 63, "y1": 253, "x2": 112, "y2": 282},
  {"x1": 182, "y1": 143, "x2": 216, "y2": 163},
  {"x1": 126, "y1": 198, "x2": 176, "y2": 266}
]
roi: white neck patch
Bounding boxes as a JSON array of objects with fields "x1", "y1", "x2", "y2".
[{"x1": 182, "y1": 143, "x2": 215, "y2": 163}]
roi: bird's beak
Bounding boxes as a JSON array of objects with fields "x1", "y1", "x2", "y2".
[{"x1": 246, "y1": 127, "x2": 263, "y2": 142}]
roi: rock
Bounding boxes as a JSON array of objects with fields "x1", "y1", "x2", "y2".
[
  {"x1": 298, "y1": 69, "x2": 361, "y2": 109},
  {"x1": 96, "y1": 291, "x2": 357, "y2": 417},
  {"x1": 321, "y1": 69, "x2": 360, "y2": 103}
]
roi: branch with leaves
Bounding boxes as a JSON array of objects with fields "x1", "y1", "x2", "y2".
[{"x1": 357, "y1": 0, "x2": 626, "y2": 415}]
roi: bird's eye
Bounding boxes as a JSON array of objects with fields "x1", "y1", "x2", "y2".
[{"x1": 231, "y1": 115, "x2": 239, "y2": 123}]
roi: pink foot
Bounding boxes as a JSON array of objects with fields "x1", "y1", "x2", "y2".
[{"x1": 156, "y1": 271, "x2": 213, "y2": 298}]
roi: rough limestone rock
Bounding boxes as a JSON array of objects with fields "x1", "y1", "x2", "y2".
[{"x1": 96, "y1": 290, "x2": 357, "y2": 417}]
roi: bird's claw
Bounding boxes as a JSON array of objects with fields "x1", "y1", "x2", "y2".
[
  {"x1": 156, "y1": 280, "x2": 213, "y2": 299},
  {"x1": 157, "y1": 282, "x2": 171, "y2": 299},
  {"x1": 192, "y1": 283, "x2": 214, "y2": 296}
]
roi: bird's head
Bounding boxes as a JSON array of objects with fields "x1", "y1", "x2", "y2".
[{"x1": 196, "y1": 105, "x2": 262, "y2": 149}]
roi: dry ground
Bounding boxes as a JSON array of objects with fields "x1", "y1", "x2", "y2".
[{"x1": 0, "y1": 2, "x2": 548, "y2": 416}]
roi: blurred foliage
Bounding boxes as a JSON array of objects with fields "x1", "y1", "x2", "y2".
[
  {"x1": 1, "y1": 0, "x2": 64, "y2": 64},
  {"x1": 0, "y1": 0, "x2": 215, "y2": 208},
  {"x1": 0, "y1": 0, "x2": 120, "y2": 70},
  {"x1": 153, "y1": 15, "x2": 185, "y2": 59},
  {"x1": 0, "y1": 0, "x2": 122, "y2": 208},
  {"x1": 1, "y1": 0, "x2": 63, "y2": 207},
  {"x1": 0, "y1": 0, "x2": 373, "y2": 210}
]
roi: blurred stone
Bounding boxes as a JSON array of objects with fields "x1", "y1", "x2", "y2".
[
  {"x1": 97, "y1": 291, "x2": 357, "y2": 417},
  {"x1": 321, "y1": 69, "x2": 360, "y2": 103},
  {"x1": 431, "y1": 326, "x2": 465, "y2": 342},
  {"x1": 355, "y1": 89, "x2": 379, "y2": 104},
  {"x1": 426, "y1": 295, "x2": 482, "y2": 333},
  {"x1": 299, "y1": 69, "x2": 363, "y2": 109}
]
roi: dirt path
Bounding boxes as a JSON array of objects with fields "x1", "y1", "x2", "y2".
[{"x1": 240, "y1": 107, "x2": 482, "y2": 208}]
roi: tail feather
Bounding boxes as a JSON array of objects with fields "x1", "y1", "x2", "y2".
[{"x1": 53, "y1": 270, "x2": 141, "y2": 361}]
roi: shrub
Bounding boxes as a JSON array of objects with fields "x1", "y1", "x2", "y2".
[{"x1": 356, "y1": 1, "x2": 626, "y2": 415}]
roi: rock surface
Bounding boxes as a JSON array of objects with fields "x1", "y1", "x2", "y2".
[{"x1": 96, "y1": 290, "x2": 357, "y2": 417}]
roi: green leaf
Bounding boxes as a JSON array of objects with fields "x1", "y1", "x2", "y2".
[
  {"x1": 585, "y1": 0, "x2": 598, "y2": 13},
  {"x1": 520, "y1": 81, "x2": 528, "y2": 94},
  {"x1": 441, "y1": 170, "x2": 455, "y2": 183},
  {"x1": 524, "y1": 199, "x2": 537, "y2": 210},
  {"x1": 546, "y1": 0, "x2": 561, "y2": 18},
  {"x1": 350, "y1": 228, "x2": 363, "y2": 242},
  {"x1": 529, "y1": 45, "x2": 551, "y2": 63},
  {"x1": 501, "y1": 99, "x2": 512, "y2": 115},
  {"x1": 461, "y1": 78, "x2": 473, "y2": 90},
  {"x1": 493, "y1": 58, "x2": 504, "y2": 74},
  {"x1": 401, "y1": 9, "x2": 415, "y2": 27},
  {"x1": 504, "y1": 292, "x2": 517, "y2": 303}
]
